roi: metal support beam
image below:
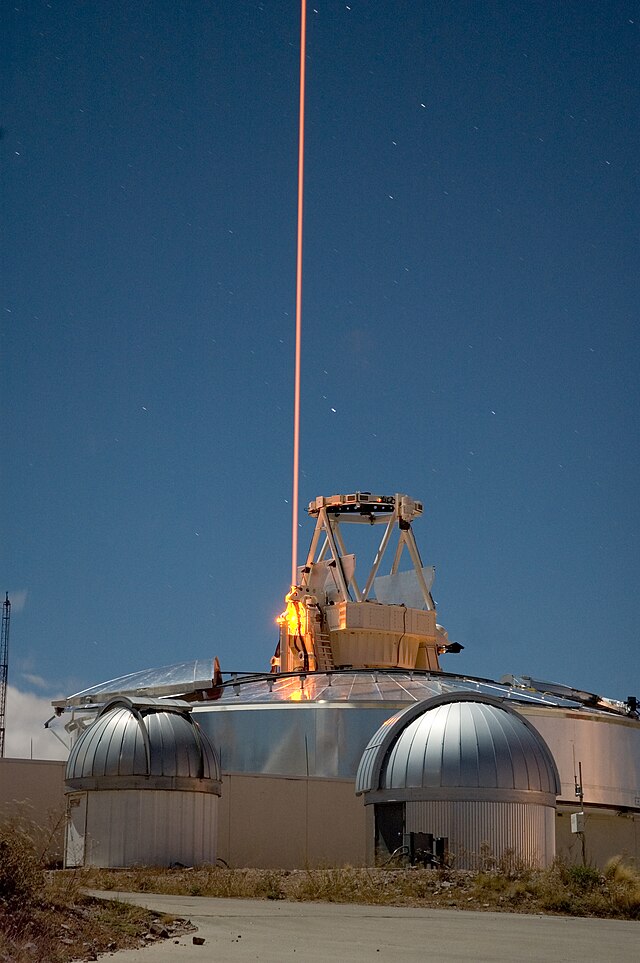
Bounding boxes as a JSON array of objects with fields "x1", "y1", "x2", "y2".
[
  {"x1": 318, "y1": 508, "x2": 351, "y2": 601},
  {"x1": 333, "y1": 524, "x2": 363, "y2": 601},
  {"x1": 0, "y1": 594, "x2": 11, "y2": 759},
  {"x1": 362, "y1": 517, "x2": 395, "y2": 600},
  {"x1": 402, "y1": 530, "x2": 435, "y2": 610}
]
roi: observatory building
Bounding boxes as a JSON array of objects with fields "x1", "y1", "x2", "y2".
[
  {"x1": 356, "y1": 693, "x2": 561, "y2": 869},
  {"x1": 64, "y1": 697, "x2": 221, "y2": 868},
  {"x1": 54, "y1": 492, "x2": 640, "y2": 870}
]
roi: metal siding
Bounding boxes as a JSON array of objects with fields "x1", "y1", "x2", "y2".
[
  {"x1": 440, "y1": 704, "x2": 462, "y2": 786},
  {"x1": 524, "y1": 725, "x2": 552, "y2": 792},
  {"x1": 77, "y1": 713, "x2": 108, "y2": 777},
  {"x1": 316, "y1": 707, "x2": 342, "y2": 777},
  {"x1": 176, "y1": 715, "x2": 196, "y2": 776},
  {"x1": 196, "y1": 721, "x2": 221, "y2": 781},
  {"x1": 146, "y1": 714, "x2": 164, "y2": 776},
  {"x1": 512, "y1": 721, "x2": 539, "y2": 790},
  {"x1": 402, "y1": 719, "x2": 421, "y2": 788},
  {"x1": 165, "y1": 713, "x2": 186, "y2": 775},
  {"x1": 172, "y1": 715, "x2": 189, "y2": 774},
  {"x1": 65, "y1": 703, "x2": 221, "y2": 790},
  {"x1": 472, "y1": 702, "x2": 499, "y2": 788},
  {"x1": 527, "y1": 720, "x2": 555, "y2": 792},
  {"x1": 71, "y1": 719, "x2": 94, "y2": 777},
  {"x1": 497, "y1": 707, "x2": 549, "y2": 792},
  {"x1": 65, "y1": 679, "x2": 640, "y2": 812},
  {"x1": 356, "y1": 745, "x2": 377, "y2": 793},
  {"x1": 406, "y1": 713, "x2": 432, "y2": 787},
  {"x1": 184, "y1": 718, "x2": 202, "y2": 776},
  {"x1": 93, "y1": 711, "x2": 112, "y2": 776},
  {"x1": 149, "y1": 714, "x2": 167, "y2": 776},
  {"x1": 421, "y1": 706, "x2": 447, "y2": 788},
  {"x1": 522, "y1": 709, "x2": 637, "y2": 806},
  {"x1": 82, "y1": 790, "x2": 218, "y2": 867},
  {"x1": 384, "y1": 736, "x2": 404, "y2": 789},
  {"x1": 405, "y1": 799, "x2": 556, "y2": 868},
  {"x1": 486, "y1": 707, "x2": 517, "y2": 788},
  {"x1": 458, "y1": 701, "x2": 480, "y2": 787},
  {"x1": 104, "y1": 709, "x2": 131, "y2": 776},
  {"x1": 92, "y1": 713, "x2": 116, "y2": 774},
  {"x1": 119, "y1": 709, "x2": 138, "y2": 775},
  {"x1": 192, "y1": 700, "x2": 640, "y2": 811},
  {"x1": 65, "y1": 736, "x2": 82, "y2": 780},
  {"x1": 201, "y1": 704, "x2": 396, "y2": 780},
  {"x1": 374, "y1": 700, "x2": 559, "y2": 796},
  {"x1": 498, "y1": 710, "x2": 532, "y2": 789},
  {"x1": 132, "y1": 717, "x2": 148, "y2": 774},
  {"x1": 388, "y1": 737, "x2": 407, "y2": 788}
]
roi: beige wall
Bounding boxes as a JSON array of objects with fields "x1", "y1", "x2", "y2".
[
  {"x1": 556, "y1": 808, "x2": 639, "y2": 869},
  {"x1": 1, "y1": 758, "x2": 638, "y2": 871},
  {"x1": 0, "y1": 758, "x2": 66, "y2": 863},
  {"x1": 217, "y1": 772, "x2": 370, "y2": 869}
]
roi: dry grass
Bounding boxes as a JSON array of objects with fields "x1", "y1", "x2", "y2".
[
  {"x1": 80, "y1": 854, "x2": 640, "y2": 920},
  {"x1": 1, "y1": 815, "x2": 638, "y2": 962},
  {"x1": 0, "y1": 821, "x2": 189, "y2": 963}
]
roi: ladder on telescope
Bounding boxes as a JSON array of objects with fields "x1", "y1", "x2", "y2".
[{"x1": 313, "y1": 631, "x2": 335, "y2": 672}]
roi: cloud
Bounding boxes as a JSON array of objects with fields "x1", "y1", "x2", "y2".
[
  {"x1": 4, "y1": 686, "x2": 69, "y2": 761},
  {"x1": 7, "y1": 589, "x2": 28, "y2": 613},
  {"x1": 20, "y1": 673, "x2": 50, "y2": 690}
]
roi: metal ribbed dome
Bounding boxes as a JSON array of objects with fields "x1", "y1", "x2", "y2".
[
  {"x1": 356, "y1": 693, "x2": 560, "y2": 800},
  {"x1": 65, "y1": 697, "x2": 221, "y2": 793}
]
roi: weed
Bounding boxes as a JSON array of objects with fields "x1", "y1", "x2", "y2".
[
  {"x1": 474, "y1": 872, "x2": 509, "y2": 895},
  {"x1": 71, "y1": 855, "x2": 640, "y2": 923},
  {"x1": 0, "y1": 822, "x2": 43, "y2": 909},
  {"x1": 604, "y1": 856, "x2": 637, "y2": 885},
  {"x1": 567, "y1": 864, "x2": 601, "y2": 892},
  {"x1": 0, "y1": 824, "x2": 181, "y2": 962},
  {"x1": 478, "y1": 841, "x2": 496, "y2": 872},
  {"x1": 256, "y1": 870, "x2": 286, "y2": 900}
]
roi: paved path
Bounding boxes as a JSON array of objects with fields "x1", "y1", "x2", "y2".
[{"x1": 92, "y1": 891, "x2": 638, "y2": 963}]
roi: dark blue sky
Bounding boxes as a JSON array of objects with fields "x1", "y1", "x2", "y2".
[{"x1": 2, "y1": 1, "x2": 639, "y2": 702}]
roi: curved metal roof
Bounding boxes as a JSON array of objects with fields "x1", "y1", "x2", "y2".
[
  {"x1": 356, "y1": 692, "x2": 561, "y2": 800},
  {"x1": 65, "y1": 697, "x2": 221, "y2": 793},
  {"x1": 55, "y1": 663, "x2": 617, "y2": 714},
  {"x1": 59, "y1": 660, "x2": 218, "y2": 706}
]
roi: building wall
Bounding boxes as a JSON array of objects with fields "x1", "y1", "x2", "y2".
[
  {"x1": 1, "y1": 758, "x2": 638, "y2": 871},
  {"x1": 65, "y1": 788, "x2": 218, "y2": 868},
  {"x1": 556, "y1": 808, "x2": 640, "y2": 869},
  {"x1": 217, "y1": 772, "x2": 370, "y2": 869},
  {"x1": 196, "y1": 701, "x2": 640, "y2": 813},
  {"x1": 0, "y1": 758, "x2": 66, "y2": 864},
  {"x1": 405, "y1": 798, "x2": 556, "y2": 869},
  {"x1": 522, "y1": 707, "x2": 640, "y2": 810}
]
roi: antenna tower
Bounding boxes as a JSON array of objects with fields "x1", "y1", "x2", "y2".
[{"x1": 0, "y1": 593, "x2": 10, "y2": 758}]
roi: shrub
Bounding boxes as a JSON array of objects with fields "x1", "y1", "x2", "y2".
[
  {"x1": 0, "y1": 823, "x2": 43, "y2": 910},
  {"x1": 566, "y1": 864, "x2": 601, "y2": 892},
  {"x1": 603, "y1": 856, "x2": 638, "y2": 886}
]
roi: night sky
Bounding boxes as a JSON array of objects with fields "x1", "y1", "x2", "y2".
[{"x1": 2, "y1": 1, "x2": 639, "y2": 741}]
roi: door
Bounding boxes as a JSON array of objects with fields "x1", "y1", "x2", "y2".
[
  {"x1": 64, "y1": 793, "x2": 87, "y2": 868},
  {"x1": 374, "y1": 802, "x2": 404, "y2": 860}
]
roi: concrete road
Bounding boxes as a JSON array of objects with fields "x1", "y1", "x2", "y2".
[{"x1": 93, "y1": 891, "x2": 638, "y2": 963}]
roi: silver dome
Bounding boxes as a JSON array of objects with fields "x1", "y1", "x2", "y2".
[
  {"x1": 65, "y1": 696, "x2": 221, "y2": 793},
  {"x1": 356, "y1": 693, "x2": 560, "y2": 800}
]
